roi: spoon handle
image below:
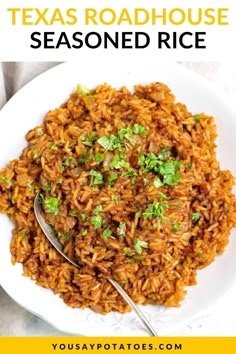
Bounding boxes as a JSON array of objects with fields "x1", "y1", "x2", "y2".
[
  {"x1": 34, "y1": 194, "x2": 158, "y2": 337},
  {"x1": 109, "y1": 279, "x2": 158, "y2": 337}
]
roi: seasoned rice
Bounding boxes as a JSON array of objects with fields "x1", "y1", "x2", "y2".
[{"x1": 0, "y1": 82, "x2": 236, "y2": 314}]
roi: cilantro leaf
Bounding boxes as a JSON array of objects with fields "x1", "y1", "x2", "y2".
[
  {"x1": 89, "y1": 170, "x2": 104, "y2": 185},
  {"x1": 143, "y1": 202, "x2": 168, "y2": 220},
  {"x1": 192, "y1": 212, "x2": 202, "y2": 223},
  {"x1": 133, "y1": 123, "x2": 148, "y2": 137},
  {"x1": 44, "y1": 197, "x2": 60, "y2": 215},
  {"x1": 91, "y1": 215, "x2": 103, "y2": 229},
  {"x1": 154, "y1": 177, "x2": 163, "y2": 188},
  {"x1": 117, "y1": 222, "x2": 126, "y2": 237},
  {"x1": 107, "y1": 173, "x2": 118, "y2": 187},
  {"x1": 173, "y1": 222, "x2": 179, "y2": 233},
  {"x1": 1, "y1": 176, "x2": 12, "y2": 188},
  {"x1": 133, "y1": 239, "x2": 148, "y2": 255},
  {"x1": 77, "y1": 84, "x2": 95, "y2": 96},
  {"x1": 102, "y1": 228, "x2": 112, "y2": 238}
]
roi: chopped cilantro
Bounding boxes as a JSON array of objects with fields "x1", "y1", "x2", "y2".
[
  {"x1": 117, "y1": 126, "x2": 134, "y2": 143},
  {"x1": 93, "y1": 153, "x2": 104, "y2": 163},
  {"x1": 193, "y1": 114, "x2": 200, "y2": 122},
  {"x1": 59, "y1": 232, "x2": 70, "y2": 240},
  {"x1": 97, "y1": 136, "x2": 111, "y2": 150},
  {"x1": 33, "y1": 151, "x2": 39, "y2": 159},
  {"x1": 77, "y1": 84, "x2": 95, "y2": 96},
  {"x1": 143, "y1": 202, "x2": 168, "y2": 220},
  {"x1": 19, "y1": 231, "x2": 26, "y2": 239},
  {"x1": 97, "y1": 135, "x2": 121, "y2": 151},
  {"x1": 197, "y1": 252, "x2": 202, "y2": 258},
  {"x1": 173, "y1": 222, "x2": 179, "y2": 233},
  {"x1": 110, "y1": 154, "x2": 129, "y2": 169},
  {"x1": 133, "y1": 123, "x2": 148, "y2": 137},
  {"x1": 192, "y1": 212, "x2": 202, "y2": 223},
  {"x1": 89, "y1": 170, "x2": 104, "y2": 185},
  {"x1": 143, "y1": 178, "x2": 149, "y2": 186},
  {"x1": 63, "y1": 155, "x2": 75, "y2": 167},
  {"x1": 57, "y1": 178, "x2": 63, "y2": 184},
  {"x1": 123, "y1": 247, "x2": 131, "y2": 256},
  {"x1": 91, "y1": 215, "x2": 103, "y2": 229},
  {"x1": 69, "y1": 210, "x2": 78, "y2": 217},
  {"x1": 186, "y1": 164, "x2": 192, "y2": 169},
  {"x1": 79, "y1": 229, "x2": 88, "y2": 237},
  {"x1": 126, "y1": 258, "x2": 133, "y2": 264},
  {"x1": 78, "y1": 149, "x2": 87, "y2": 164},
  {"x1": 159, "y1": 193, "x2": 168, "y2": 200},
  {"x1": 154, "y1": 177, "x2": 163, "y2": 188},
  {"x1": 44, "y1": 182, "x2": 51, "y2": 194},
  {"x1": 117, "y1": 222, "x2": 126, "y2": 237},
  {"x1": 27, "y1": 183, "x2": 34, "y2": 192},
  {"x1": 135, "y1": 211, "x2": 141, "y2": 219},
  {"x1": 102, "y1": 228, "x2": 112, "y2": 238},
  {"x1": 51, "y1": 144, "x2": 58, "y2": 151},
  {"x1": 107, "y1": 173, "x2": 119, "y2": 187},
  {"x1": 81, "y1": 213, "x2": 88, "y2": 221},
  {"x1": 1, "y1": 176, "x2": 12, "y2": 187},
  {"x1": 80, "y1": 134, "x2": 97, "y2": 147},
  {"x1": 93, "y1": 204, "x2": 102, "y2": 214},
  {"x1": 157, "y1": 147, "x2": 171, "y2": 160},
  {"x1": 133, "y1": 239, "x2": 148, "y2": 255},
  {"x1": 44, "y1": 197, "x2": 60, "y2": 215},
  {"x1": 111, "y1": 194, "x2": 119, "y2": 202}
]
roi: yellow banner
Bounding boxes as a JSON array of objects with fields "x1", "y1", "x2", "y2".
[{"x1": 0, "y1": 337, "x2": 236, "y2": 354}]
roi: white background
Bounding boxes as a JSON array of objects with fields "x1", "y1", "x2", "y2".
[{"x1": 0, "y1": 0, "x2": 236, "y2": 61}]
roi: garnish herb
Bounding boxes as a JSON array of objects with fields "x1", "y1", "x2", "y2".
[
  {"x1": 57, "y1": 178, "x2": 63, "y2": 184},
  {"x1": 173, "y1": 222, "x2": 179, "y2": 233},
  {"x1": 51, "y1": 144, "x2": 58, "y2": 151},
  {"x1": 19, "y1": 231, "x2": 26, "y2": 239},
  {"x1": 143, "y1": 178, "x2": 149, "y2": 186},
  {"x1": 102, "y1": 228, "x2": 112, "y2": 238},
  {"x1": 59, "y1": 232, "x2": 70, "y2": 240},
  {"x1": 80, "y1": 134, "x2": 97, "y2": 147},
  {"x1": 159, "y1": 193, "x2": 168, "y2": 200},
  {"x1": 81, "y1": 213, "x2": 88, "y2": 221},
  {"x1": 193, "y1": 114, "x2": 200, "y2": 122},
  {"x1": 78, "y1": 149, "x2": 87, "y2": 164},
  {"x1": 79, "y1": 229, "x2": 88, "y2": 237},
  {"x1": 27, "y1": 183, "x2": 34, "y2": 192},
  {"x1": 117, "y1": 222, "x2": 126, "y2": 237},
  {"x1": 133, "y1": 239, "x2": 148, "y2": 255},
  {"x1": 135, "y1": 211, "x2": 141, "y2": 219},
  {"x1": 123, "y1": 247, "x2": 131, "y2": 256},
  {"x1": 192, "y1": 212, "x2": 202, "y2": 223},
  {"x1": 1, "y1": 176, "x2": 12, "y2": 187},
  {"x1": 107, "y1": 173, "x2": 119, "y2": 187},
  {"x1": 91, "y1": 214, "x2": 103, "y2": 229},
  {"x1": 143, "y1": 202, "x2": 168, "y2": 220},
  {"x1": 69, "y1": 210, "x2": 78, "y2": 217},
  {"x1": 110, "y1": 154, "x2": 129, "y2": 170},
  {"x1": 44, "y1": 197, "x2": 60, "y2": 215},
  {"x1": 93, "y1": 153, "x2": 104, "y2": 163},
  {"x1": 93, "y1": 204, "x2": 102, "y2": 214},
  {"x1": 133, "y1": 123, "x2": 148, "y2": 137},
  {"x1": 111, "y1": 194, "x2": 119, "y2": 202},
  {"x1": 186, "y1": 164, "x2": 192, "y2": 169},
  {"x1": 77, "y1": 84, "x2": 95, "y2": 96},
  {"x1": 89, "y1": 170, "x2": 104, "y2": 185},
  {"x1": 154, "y1": 177, "x2": 163, "y2": 188}
]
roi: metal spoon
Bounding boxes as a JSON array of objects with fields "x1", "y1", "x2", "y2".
[{"x1": 34, "y1": 194, "x2": 158, "y2": 336}]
